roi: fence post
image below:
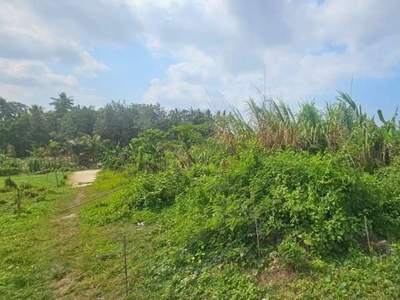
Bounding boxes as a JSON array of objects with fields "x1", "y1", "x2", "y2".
[
  {"x1": 364, "y1": 216, "x2": 371, "y2": 253},
  {"x1": 16, "y1": 188, "x2": 21, "y2": 214}
]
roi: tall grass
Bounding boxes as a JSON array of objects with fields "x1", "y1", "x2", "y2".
[{"x1": 218, "y1": 91, "x2": 400, "y2": 171}]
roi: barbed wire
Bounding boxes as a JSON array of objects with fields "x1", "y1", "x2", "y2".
[{"x1": 56, "y1": 186, "x2": 127, "y2": 213}]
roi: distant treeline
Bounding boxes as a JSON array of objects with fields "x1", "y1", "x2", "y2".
[{"x1": 0, "y1": 93, "x2": 215, "y2": 158}]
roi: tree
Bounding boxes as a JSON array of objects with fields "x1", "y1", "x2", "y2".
[
  {"x1": 69, "y1": 134, "x2": 103, "y2": 166},
  {"x1": 0, "y1": 97, "x2": 31, "y2": 156},
  {"x1": 94, "y1": 101, "x2": 167, "y2": 145},
  {"x1": 59, "y1": 106, "x2": 97, "y2": 139},
  {"x1": 29, "y1": 105, "x2": 49, "y2": 148},
  {"x1": 50, "y1": 92, "x2": 74, "y2": 117},
  {"x1": 94, "y1": 101, "x2": 137, "y2": 145}
]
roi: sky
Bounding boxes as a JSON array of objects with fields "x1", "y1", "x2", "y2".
[{"x1": 1, "y1": 0, "x2": 400, "y2": 117}]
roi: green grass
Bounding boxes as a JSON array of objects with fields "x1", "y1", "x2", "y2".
[
  {"x1": 0, "y1": 173, "x2": 77, "y2": 300},
  {"x1": 2, "y1": 170, "x2": 400, "y2": 299},
  {"x1": 266, "y1": 253, "x2": 400, "y2": 299},
  {"x1": 0, "y1": 171, "x2": 159, "y2": 299},
  {"x1": 68, "y1": 182, "x2": 162, "y2": 299}
]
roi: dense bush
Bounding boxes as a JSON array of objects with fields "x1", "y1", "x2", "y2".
[
  {"x1": 0, "y1": 154, "x2": 23, "y2": 176},
  {"x1": 121, "y1": 169, "x2": 189, "y2": 211},
  {"x1": 81, "y1": 168, "x2": 189, "y2": 225},
  {"x1": 158, "y1": 151, "x2": 393, "y2": 267},
  {"x1": 83, "y1": 146, "x2": 400, "y2": 297},
  {"x1": 250, "y1": 152, "x2": 392, "y2": 258}
]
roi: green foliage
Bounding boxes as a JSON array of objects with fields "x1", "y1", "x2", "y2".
[
  {"x1": 50, "y1": 92, "x2": 74, "y2": 117},
  {"x1": 158, "y1": 264, "x2": 264, "y2": 299},
  {"x1": 27, "y1": 157, "x2": 42, "y2": 173},
  {"x1": 152, "y1": 151, "x2": 392, "y2": 274},
  {"x1": 123, "y1": 170, "x2": 188, "y2": 211},
  {"x1": 222, "y1": 91, "x2": 400, "y2": 171},
  {"x1": 1, "y1": 93, "x2": 215, "y2": 171},
  {"x1": 59, "y1": 106, "x2": 97, "y2": 139},
  {"x1": 269, "y1": 251, "x2": 400, "y2": 299},
  {"x1": 277, "y1": 239, "x2": 308, "y2": 271},
  {"x1": 5, "y1": 90, "x2": 400, "y2": 298},
  {"x1": 4, "y1": 177, "x2": 17, "y2": 189},
  {"x1": 0, "y1": 154, "x2": 23, "y2": 176},
  {"x1": 250, "y1": 152, "x2": 383, "y2": 258},
  {"x1": 81, "y1": 142, "x2": 400, "y2": 297},
  {"x1": 94, "y1": 101, "x2": 166, "y2": 145},
  {"x1": 127, "y1": 129, "x2": 167, "y2": 172}
]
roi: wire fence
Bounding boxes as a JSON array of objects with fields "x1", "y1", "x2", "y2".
[{"x1": 56, "y1": 186, "x2": 126, "y2": 214}]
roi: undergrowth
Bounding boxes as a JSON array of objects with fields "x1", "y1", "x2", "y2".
[{"x1": 81, "y1": 147, "x2": 400, "y2": 299}]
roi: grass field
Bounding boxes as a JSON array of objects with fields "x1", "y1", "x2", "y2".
[
  {"x1": 0, "y1": 173, "x2": 77, "y2": 299},
  {"x1": 0, "y1": 172, "x2": 157, "y2": 299}
]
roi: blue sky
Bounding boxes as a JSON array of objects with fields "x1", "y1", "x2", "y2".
[
  {"x1": 79, "y1": 44, "x2": 177, "y2": 102},
  {"x1": 1, "y1": 0, "x2": 400, "y2": 117}
]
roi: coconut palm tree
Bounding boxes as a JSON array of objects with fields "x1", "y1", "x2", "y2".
[{"x1": 50, "y1": 92, "x2": 74, "y2": 117}]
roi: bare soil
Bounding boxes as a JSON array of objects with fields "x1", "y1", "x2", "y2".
[{"x1": 68, "y1": 170, "x2": 100, "y2": 187}]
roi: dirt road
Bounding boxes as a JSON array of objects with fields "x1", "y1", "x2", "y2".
[
  {"x1": 68, "y1": 170, "x2": 100, "y2": 187},
  {"x1": 52, "y1": 169, "x2": 100, "y2": 299}
]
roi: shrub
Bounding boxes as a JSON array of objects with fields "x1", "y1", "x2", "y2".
[
  {"x1": 4, "y1": 177, "x2": 17, "y2": 189},
  {"x1": 250, "y1": 152, "x2": 393, "y2": 258},
  {"x1": 122, "y1": 169, "x2": 189, "y2": 211},
  {"x1": 277, "y1": 238, "x2": 309, "y2": 271},
  {"x1": 157, "y1": 150, "x2": 396, "y2": 273},
  {"x1": 0, "y1": 154, "x2": 23, "y2": 175}
]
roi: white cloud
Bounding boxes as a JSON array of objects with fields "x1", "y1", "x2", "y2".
[
  {"x1": 143, "y1": 65, "x2": 207, "y2": 109},
  {"x1": 0, "y1": 59, "x2": 78, "y2": 87},
  {"x1": 0, "y1": 0, "x2": 124, "y2": 104},
  {"x1": 128, "y1": 0, "x2": 400, "y2": 108},
  {"x1": 0, "y1": 58, "x2": 81, "y2": 107},
  {"x1": 74, "y1": 51, "x2": 107, "y2": 78},
  {"x1": 0, "y1": 83, "x2": 35, "y2": 102},
  {"x1": 2, "y1": 0, "x2": 400, "y2": 109}
]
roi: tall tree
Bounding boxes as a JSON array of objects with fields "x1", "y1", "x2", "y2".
[
  {"x1": 0, "y1": 97, "x2": 31, "y2": 156},
  {"x1": 50, "y1": 92, "x2": 74, "y2": 117},
  {"x1": 59, "y1": 106, "x2": 97, "y2": 139},
  {"x1": 29, "y1": 105, "x2": 49, "y2": 147}
]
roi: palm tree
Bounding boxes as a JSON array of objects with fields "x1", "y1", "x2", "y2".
[{"x1": 50, "y1": 92, "x2": 74, "y2": 117}]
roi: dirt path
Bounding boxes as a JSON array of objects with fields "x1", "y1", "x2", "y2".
[
  {"x1": 52, "y1": 170, "x2": 100, "y2": 299},
  {"x1": 69, "y1": 169, "x2": 100, "y2": 187}
]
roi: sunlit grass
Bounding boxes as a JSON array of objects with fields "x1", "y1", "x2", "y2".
[{"x1": 0, "y1": 173, "x2": 77, "y2": 299}]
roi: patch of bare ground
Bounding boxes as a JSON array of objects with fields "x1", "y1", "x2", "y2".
[
  {"x1": 258, "y1": 256, "x2": 297, "y2": 287},
  {"x1": 69, "y1": 170, "x2": 100, "y2": 187}
]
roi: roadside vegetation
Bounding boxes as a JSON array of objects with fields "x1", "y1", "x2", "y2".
[
  {"x1": 2, "y1": 91, "x2": 400, "y2": 298},
  {"x1": 81, "y1": 92, "x2": 400, "y2": 299}
]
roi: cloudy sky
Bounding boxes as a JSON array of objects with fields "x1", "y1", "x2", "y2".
[{"x1": 1, "y1": 0, "x2": 400, "y2": 115}]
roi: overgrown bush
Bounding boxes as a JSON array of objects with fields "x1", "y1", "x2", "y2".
[
  {"x1": 152, "y1": 150, "x2": 398, "y2": 275},
  {"x1": 99, "y1": 169, "x2": 189, "y2": 223},
  {"x1": 0, "y1": 154, "x2": 23, "y2": 176},
  {"x1": 249, "y1": 152, "x2": 391, "y2": 258},
  {"x1": 82, "y1": 169, "x2": 189, "y2": 225}
]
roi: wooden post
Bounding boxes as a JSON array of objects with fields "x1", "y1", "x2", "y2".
[
  {"x1": 55, "y1": 169, "x2": 59, "y2": 187},
  {"x1": 123, "y1": 236, "x2": 129, "y2": 297},
  {"x1": 364, "y1": 216, "x2": 371, "y2": 253}
]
